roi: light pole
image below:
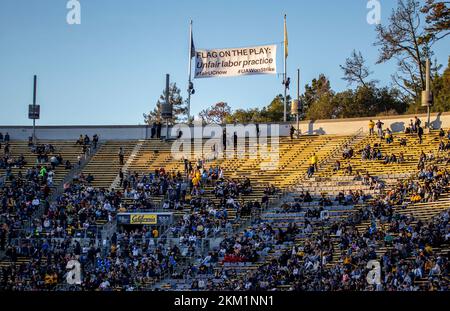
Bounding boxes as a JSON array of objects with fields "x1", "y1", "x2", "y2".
[
  {"x1": 297, "y1": 68, "x2": 300, "y2": 135},
  {"x1": 421, "y1": 58, "x2": 433, "y2": 132},
  {"x1": 28, "y1": 75, "x2": 40, "y2": 145},
  {"x1": 161, "y1": 74, "x2": 173, "y2": 141}
]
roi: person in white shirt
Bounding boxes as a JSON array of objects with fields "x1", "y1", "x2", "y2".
[
  {"x1": 43, "y1": 218, "x2": 51, "y2": 229},
  {"x1": 32, "y1": 198, "x2": 40, "y2": 208},
  {"x1": 47, "y1": 170, "x2": 54, "y2": 186},
  {"x1": 99, "y1": 280, "x2": 110, "y2": 290},
  {"x1": 103, "y1": 201, "x2": 113, "y2": 212}
]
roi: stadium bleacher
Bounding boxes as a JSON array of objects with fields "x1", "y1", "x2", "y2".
[{"x1": 0, "y1": 125, "x2": 449, "y2": 291}]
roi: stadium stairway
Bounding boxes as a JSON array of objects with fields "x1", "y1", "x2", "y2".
[{"x1": 81, "y1": 140, "x2": 138, "y2": 188}]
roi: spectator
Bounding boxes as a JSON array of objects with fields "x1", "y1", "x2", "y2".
[
  {"x1": 92, "y1": 134, "x2": 99, "y2": 149},
  {"x1": 385, "y1": 128, "x2": 393, "y2": 144},
  {"x1": 118, "y1": 147, "x2": 125, "y2": 165},
  {"x1": 418, "y1": 126, "x2": 424, "y2": 144},
  {"x1": 368, "y1": 119, "x2": 375, "y2": 136},
  {"x1": 75, "y1": 134, "x2": 83, "y2": 145},
  {"x1": 310, "y1": 153, "x2": 318, "y2": 172},
  {"x1": 414, "y1": 116, "x2": 421, "y2": 132},
  {"x1": 376, "y1": 120, "x2": 384, "y2": 138},
  {"x1": 151, "y1": 122, "x2": 156, "y2": 139},
  {"x1": 333, "y1": 160, "x2": 341, "y2": 172},
  {"x1": 307, "y1": 164, "x2": 315, "y2": 178},
  {"x1": 65, "y1": 160, "x2": 72, "y2": 170},
  {"x1": 156, "y1": 121, "x2": 162, "y2": 139}
]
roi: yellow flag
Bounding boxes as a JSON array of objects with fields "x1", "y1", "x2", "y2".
[{"x1": 284, "y1": 15, "x2": 288, "y2": 58}]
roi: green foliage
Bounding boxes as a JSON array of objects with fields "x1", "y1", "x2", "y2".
[
  {"x1": 306, "y1": 92, "x2": 337, "y2": 120},
  {"x1": 421, "y1": 0, "x2": 450, "y2": 43},
  {"x1": 432, "y1": 56, "x2": 450, "y2": 112},
  {"x1": 143, "y1": 83, "x2": 187, "y2": 124},
  {"x1": 261, "y1": 95, "x2": 286, "y2": 122}
]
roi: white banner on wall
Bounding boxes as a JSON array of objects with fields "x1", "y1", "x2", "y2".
[{"x1": 194, "y1": 44, "x2": 277, "y2": 78}]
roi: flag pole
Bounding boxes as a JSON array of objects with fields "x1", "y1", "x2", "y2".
[
  {"x1": 283, "y1": 14, "x2": 287, "y2": 122},
  {"x1": 187, "y1": 19, "x2": 193, "y2": 122}
]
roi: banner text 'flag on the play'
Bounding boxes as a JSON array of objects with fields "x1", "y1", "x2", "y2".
[{"x1": 194, "y1": 44, "x2": 277, "y2": 78}]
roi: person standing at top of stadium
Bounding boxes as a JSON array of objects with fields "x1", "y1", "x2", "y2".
[
  {"x1": 83, "y1": 134, "x2": 90, "y2": 146},
  {"x1": 151, "y1": 122, "x2": 156, "y2": 139},
  {"x1": 4, "y1": 132, "x2": 10, "y2": 142},
  {"x1": 222, "y1": 128, "x2": 227, "y2": 151},
  {"x1": 118, "y1": 147, "x2": 124, "y2": 165},
  {"x1": 76, "y1": 134, "x2": 83, "y2": 145},
  {"x1": 408, "y1": 119, "x2": 415, "y2": 133},
  {"x1": 368, "y1": 120, "x2": 375, "y2": 136},
  {"x1": 376, "y1": 120, "x2": 384, "y2": 138},
  {"x1": 414, "y1": 116, "x2": 421, "y2": 133},
  {"x1": 156, "y1": 121, "x2": 162, "y2": 139},
  {"x1": 0, "y1": 132, "x2": 3, "y2": 141},
  {"x1": 92, "y1": 134, "x2": 99, "y2": 149}
]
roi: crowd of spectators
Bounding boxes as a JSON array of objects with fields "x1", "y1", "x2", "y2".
[
  {"x1": 1, "y1": 129, "x2": 449, "y2": 291},
  {"x1": 182, "y1": 155, "x2": 450, "y2": 291}
]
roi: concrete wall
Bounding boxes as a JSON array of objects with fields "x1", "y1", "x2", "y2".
[
  {"x1": 0, "y1": 123, "x2": 291, "y2": 140},
  {"x1": 294, "y1": 112, "x2": 450, "y2": 135},
  {"x1": 0, "y1": 112, "x2": 448, "y2": 140},
  {"x1": 0, "y1": 125, "x2": 150, "y2": 140}
]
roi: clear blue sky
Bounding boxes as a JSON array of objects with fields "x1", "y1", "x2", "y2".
[{"x1": 0, "y1": 0, "x2": 448, "y2": 125}]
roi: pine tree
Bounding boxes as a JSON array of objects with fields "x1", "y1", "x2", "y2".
[{"x1": 143, "y1": 83, "x2": 187, "y2": 124}]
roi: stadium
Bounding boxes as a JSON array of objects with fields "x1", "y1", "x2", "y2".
[{"x1": 0, "y1": 0, "x2": 449, "y2": 306}]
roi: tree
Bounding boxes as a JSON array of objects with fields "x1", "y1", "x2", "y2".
[
  {"x1": 432, "y1": 56, "x2": 450, "y2": 112},
  {"x1": 421, "y1": 0, "x2": 450, "y2": 43},
  {"x1": 307, "y1": 85, "x2": 406, "y2": 120},
  {"x1": 143, "y1": 83, "x2": 187, "y2": 124},
  {"x1": 225, "y1": 108, "x2": 263, "y2": 124},
  {"x1": 260, "y1": 95, "x2": 288, "y2": 122},
  {"x1": 340, "y1": 50, "x2": 376, "y2": 87},
  {"x1": 198, "y1": 102, "x2": 231, "y2": 124},
  {"x1": 374, "y1": 86, "x2": 407, "y2": 115},
  {"x1": 374, "y1": 0, "x2": 432, "y2": 101},
  {"x1": 306, "y1": 92, "x2": 338, "y2": 120},
  {"x1": 302, "y1": 74, "x2": 334, "y2": 119}
]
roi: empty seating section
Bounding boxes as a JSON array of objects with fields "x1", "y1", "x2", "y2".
[{"x1": 81, "y1": 140, "x2": 137, "y2": 188}]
